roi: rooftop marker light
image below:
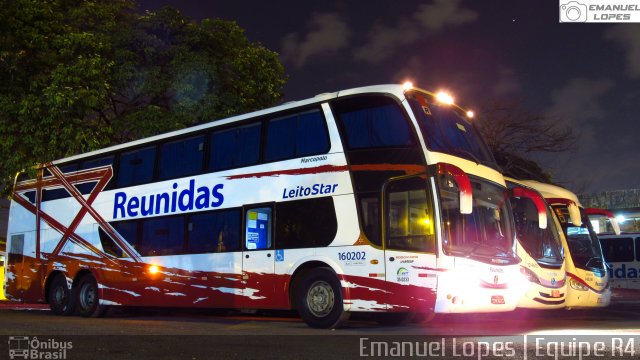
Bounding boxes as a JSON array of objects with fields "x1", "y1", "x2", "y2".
[
  {"x1": 402, "y1": 81, "x2": 414, "y2": 90},
  {"x1": 436, "y1": 91, "x2": 454, "y2": 105}
]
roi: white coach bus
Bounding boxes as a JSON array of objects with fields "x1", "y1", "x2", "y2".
[
  {"x1": 506, "y1": 178, "x2": 567, "y2": 309},
  {"x1": 5, "y1": 84, "x2": 524, "y2": 328},
  {"x1": 519, "y1": 181, "x2": 611, "y2": 308},
  {"x1": 505, "y1": 179, "x2": 567, "y2": 309}
]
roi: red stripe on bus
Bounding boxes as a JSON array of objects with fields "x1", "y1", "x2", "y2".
[{"x1": 225, "y1": 163, "x2": 427, "y2": 180}]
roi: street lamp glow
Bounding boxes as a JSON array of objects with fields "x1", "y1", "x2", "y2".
[
  {"x1": 436, "y1": 91, "x2": 454, "y2": 105},
  {"x1": 466, "y1": 110, "x2": 475, "y2": 118},
  {"x1": 402, "y1": 81, "x2": 414, "y2": 90}
]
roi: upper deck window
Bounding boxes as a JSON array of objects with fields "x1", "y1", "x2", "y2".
[
  {"x1": 264, "y1": 110, "x2": 329, "y2": 162},
  {"x1": 159, "y1": 135, "x2": 204, "y2": 180},
  {"x1": 209, "y1": 123, "x2": 261, "y2": 171},
  {"x1": 117, "y1": 146, "x2": 156, "y2": 188},
  {"x1": 333, "y1": 96, "x2": 415, "y2": 149}
]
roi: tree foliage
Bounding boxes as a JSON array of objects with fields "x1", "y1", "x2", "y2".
[
  {"x1": 0, "y1": 0, "x2": 286, "y2": 192},
  {"x1": 475, "y1": 102, "x2": 578, "y2": 183}
]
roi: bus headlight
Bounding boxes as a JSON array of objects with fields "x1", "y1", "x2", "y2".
[{"x1": 569, "y1": 278, "x2": 588, "y2": 291}]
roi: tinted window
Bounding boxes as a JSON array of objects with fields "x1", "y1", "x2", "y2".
[
  {"x1": 140, "y1": 216, "x2": 185, "y2": 256},
  {"x1": 42, "y1": 187, "x2": 70, "y2": 202},
  {"x1": 117, "y1": 146, "x2": 156, "y2": 187},
  {"x1": 41, "y1": 164, "x2": 79, "y2": 201},
  {"x1": 386, "y1": 176, "x2": 436, "y2": 252},
  {"x1": 264, "y1": 110, "x2": 329, "y2": 162},
  {"x1": 159, "y1": 136, "x2": 204, "y2": 180},
  {"x1": 275, "y1": 197, "x2": 337, "y2": 249},
  {"x1": 82, "y1": 156, "x2": 114, "y2": 170},
  {"x1": 334, "y1": 96, "x2": 415, "y2": 149},
  {"x1": 112, "y1": 221, "x2": 140, "y2": 252},
  {"x1": 360, "y1": 195, "x2": 381, "y2": 246},
  {"x1": 81, "y1": 155, "x2": 115, "y2": 193},
  {"x1": 59, "y1": 163, "x2": 78, "y2": 173},
  {"x1": 209, "y1": 123, "x2": 261, "y2": 171},
  {"x1": 600, "y1": 237, "x2": 634, "y2": 262},
  {"x1": 24, "y1": 191, "x2": 36, "y2": 203},
  {"x1": 408, "y1": 92, "x2": 496, "y2": 168},
  {"x1": 98, "y1": 228, "x2": 127, "y2": 258},
  {"x1": 188, "y1": 209, "x2": 241, "y2": 253}
]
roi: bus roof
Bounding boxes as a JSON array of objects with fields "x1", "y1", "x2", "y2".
[{"x1": 47, "y1": 84, "x2": 410, "y2": 166}]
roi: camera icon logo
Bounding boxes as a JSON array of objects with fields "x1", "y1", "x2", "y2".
[{"x1": 560, "y1": 1, "x2": 588, "y2": 22}]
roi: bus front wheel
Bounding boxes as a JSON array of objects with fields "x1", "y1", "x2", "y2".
[
  {"x1": 48, "y1": 274, "x2": 75, "y2": 316},
  {"x1": 76, "y1": 274, "x2": 108, "y2": 318},
  {"x1": 296, "y1": 268, "x2": 349, "y2": 329}
]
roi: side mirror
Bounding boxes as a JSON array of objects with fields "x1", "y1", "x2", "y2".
[
  {"x1": 568, "y1": 203, "x2": 582, "y2": 227},
  {"x1": 437, "y1": 163, "x2": 472, "y2": 214},
  {"x1": 512, "y1": 187, "x2": 548, "y2": 229}
]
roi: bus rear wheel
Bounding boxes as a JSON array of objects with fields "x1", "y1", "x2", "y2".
[
  {"x1": 296, "y1": 268, "x2": 349, "y2": 329},
  {"x1": 76, "y1": 274, "x2": 108, "y2": 318},
  {"x1": 48, "y1": 274, "x2": 75, "y2": 316}
]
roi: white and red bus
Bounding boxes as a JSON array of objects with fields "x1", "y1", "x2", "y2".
[
  {"x1": 4, "y1": 84, "x2": 524, "y2": 328},
  {"x1": 518, "y1": 181, "x2": 611, "y2": 308},
  {"x1": 506, "y1": 179, "x2": 567, "y2": 309}
]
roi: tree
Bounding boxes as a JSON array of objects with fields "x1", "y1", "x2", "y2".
[
  {"x1": 0, "y1": 0, "x2": 286, "y2": 193},
  {"x1": 475, "y1": 102, "x2": 578, "y2": 182}
]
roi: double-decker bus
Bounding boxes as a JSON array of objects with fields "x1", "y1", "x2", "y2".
[
  {"x1": 506, "y1": 179, "x2": 567, "y2": 309},
  {"x1": 5, "y1": 84, "x2": 524, "y2": 328},
  {"x1": 519, "y1": 181, "x2": 611, "y2": 308}
]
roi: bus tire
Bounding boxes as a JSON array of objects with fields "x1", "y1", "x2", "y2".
[
  {"x1": 48, "y1": 274, "x2": 75, "y2": 316},
  {"x1": 76, "y1": 274, "x2": 107, "y2": 318},
  {"x1": 296, "y1": 268, "x2": 349, "y2": 329}
]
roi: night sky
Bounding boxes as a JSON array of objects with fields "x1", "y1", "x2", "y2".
[{"x1": 138, "y1": 0, "x2": 640, "y2": 195}]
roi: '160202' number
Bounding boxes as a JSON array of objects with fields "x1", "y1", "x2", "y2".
[{"x1": 338, "y1": 251, "x2": 366, "y2": 261}]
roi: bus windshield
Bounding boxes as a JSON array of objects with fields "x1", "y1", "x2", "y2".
[
  {"x1": 407, "y1": 91, "x2": 498, "y2": 170},
  {"x1": 553, "y1": 206, "x2": 606, "y2": 272},
  {"x1": 510, "y1": 197, "x2": 564, "y2": 267},
  {"x1": 439, "y1": 175, "x2": 516, "y2": 264}
]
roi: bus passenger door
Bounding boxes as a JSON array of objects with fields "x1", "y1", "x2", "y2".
[
  {"x1": 241, "y1": 206, "x2": 275, "y2": 308},
  {"x1": 383, "y1": 176, "x2": 438, "y2": 314}
]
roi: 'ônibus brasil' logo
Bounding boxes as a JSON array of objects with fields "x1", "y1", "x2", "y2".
[{"x1": 113, "y1": 179, "x2": 224, "y2": 219}]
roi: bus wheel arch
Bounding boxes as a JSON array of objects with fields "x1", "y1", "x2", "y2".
[
  {"x1": 294, "y1": 266, "x2": 350, "y2": 329},
  {"x1": 45, "y1": 271, "x2": 75, "y2": 316},
  {"x1": 288, "y1": 260, "x2": 349, "y2": 310}
]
